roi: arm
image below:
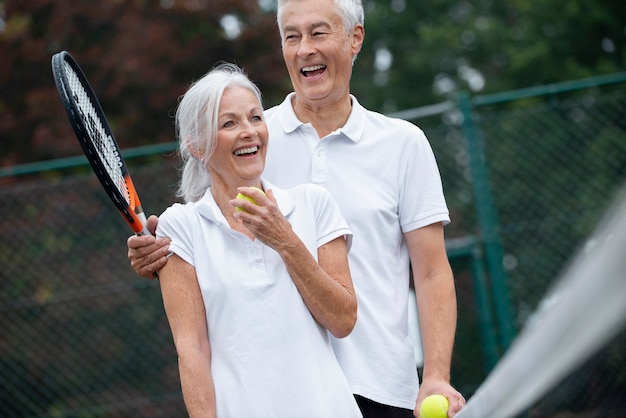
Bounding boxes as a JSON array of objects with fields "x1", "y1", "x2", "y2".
[
  {"x1": 233, "y1": 188, "x2": 357, "y2": 338},
  {"x1": 406, "y1": 223, "x2": 465, "y2": 417},
  {"x1": 159, "y1": 255, "x2": 216, "y2": 418},
  {"x1": 127, "y1": 215, "x2": 170, "y2": 279},
  {"x1": 281, "y1": 234, "x2": 356, "y2": 338}
]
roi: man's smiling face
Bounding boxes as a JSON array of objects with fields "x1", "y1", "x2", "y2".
[{"x1": 279, "y1": 0, "x2": 363, "y2": 107}]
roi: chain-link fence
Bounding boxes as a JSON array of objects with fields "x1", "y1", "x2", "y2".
[
  {"x1": 1, "y1": 73, "x2": 625, "y2": 416},
  {"x1": 1, "y1": 162, "x2": 186, "y2": 416},
  {"x1": 418, "y1": 74, "x2": 626, "y2": 416}
]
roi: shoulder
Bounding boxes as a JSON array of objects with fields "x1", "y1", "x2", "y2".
[
  {"x1": 160, "y1": 202, "x2": 192, "y2": 219},
  {"x1": 289, "y1": 183, "x2": 333, "y2": 202},
  {"x1": 263, "y1": 106, "x2": 277, "y2": 121},
  {"x1": 263, "y1": 104, "x2": 279, "y2": 119},
  {"x1": 263, "y1": 94, "x2": 291, "y2": 121},
  {"x1": 368, "y1": 109, "x2": 425, "y2": 137},
  {"x1": 290, "y1": 184, "x2": 343, "y2": 221},
  {"x1": 351, "y1": 98, "x2": 429, "y2": 147},
  {"x1": 353, "y1": 96, "x2": 422, "y2": 131},
  {"x1": 158, "y1": 202, "x2": 198, "y2": 231},
  {"x1": 273, "y1": 183, "x2": 339, "y2": 217}
]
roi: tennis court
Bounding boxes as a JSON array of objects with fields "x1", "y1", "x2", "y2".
[{"x1": 1, "y1": 73, "x2": 625, "y2": 417}]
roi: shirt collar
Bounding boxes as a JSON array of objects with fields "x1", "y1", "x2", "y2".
[
  {"x1": 193, "y1": 179, "x2": 294, "y2": 224},
  {"x1": 276, "y1": 92, "x2": 365, "y2": 143}
]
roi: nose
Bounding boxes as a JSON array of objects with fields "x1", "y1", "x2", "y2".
[
  {"x1": 240, "y1": 120, "x2": 258, "y2": 137},
  {"x1": 297, "y1": 35, "x2": 316, "y2": 57}
]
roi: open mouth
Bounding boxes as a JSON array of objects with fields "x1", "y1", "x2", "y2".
[
  {"x1": 234, "y1": 145, "x2": 259, "y2": 156},
  {"x1": 301, "y1": 64, "x2": 326, "y2": 77}
]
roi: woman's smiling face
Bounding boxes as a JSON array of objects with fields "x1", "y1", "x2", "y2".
[{"x1": 208, "y1": 85, "x2": 268, "y2": 187}]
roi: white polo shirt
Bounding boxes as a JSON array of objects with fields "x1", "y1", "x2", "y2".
[
  {"x1": 263, "y1": 94, "x2": 450, "y2": 409},
  {"x1": 157, "y1": 181, "x2": 361, "y2": 418}
]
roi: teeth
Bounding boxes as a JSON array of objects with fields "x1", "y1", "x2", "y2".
[
  {"x1": 234, "y1": 146, "x2": 259, "y2": 156},
  {"x1": 302, "y1": 64, "x2": 325, "y2": 72}
]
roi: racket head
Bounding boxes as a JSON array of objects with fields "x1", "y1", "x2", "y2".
[{"x1": 51, "y1": 51, "x2": 149, "y2": 235}]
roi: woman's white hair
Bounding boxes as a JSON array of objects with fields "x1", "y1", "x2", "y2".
[{"x1": 176, "y1": 63, "x2": 263, "y2": 203}]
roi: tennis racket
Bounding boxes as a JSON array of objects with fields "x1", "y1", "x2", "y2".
[{"x1": 51, "y1": 50, "x2": 151, "y2": 236}]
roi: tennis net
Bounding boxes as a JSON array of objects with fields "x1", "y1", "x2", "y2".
[{"x1": 456, "y1": 187, "x2": 626, "y2": 418}]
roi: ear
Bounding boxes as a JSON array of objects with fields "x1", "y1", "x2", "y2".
[
  {"x1": 189, "y1": 148, "x2": 204, "y2": 161},
  {"x1": 351, "y1": 24, "x2": 365, "y2": 55},
  {"x1": 185, "y1": 135, "x2": 205, "y2": 161}
]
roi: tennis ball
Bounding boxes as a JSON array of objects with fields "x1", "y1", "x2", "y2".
[
  {"x1": 235, "y1": 187, "x2": 265, "y2": 212},
  {"x1": 420, "y1": 394, "x2": 449, "y2": 418}
]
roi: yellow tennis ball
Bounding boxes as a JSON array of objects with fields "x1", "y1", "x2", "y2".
[
  {"x1": 235, "y1": 187, "x2": 265, "y2": 212},
  {"x1": 420, "y1": 394, "x2": 449, "y2": 418}
]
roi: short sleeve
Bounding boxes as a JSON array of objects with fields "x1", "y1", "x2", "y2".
[{"x1": 156, "y1": 203, "x2": 196, "y2": 267}]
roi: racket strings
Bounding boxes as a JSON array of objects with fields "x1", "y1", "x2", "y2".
[{"x1": 64, "y1": 62, "x2": 131, "y2": 205}]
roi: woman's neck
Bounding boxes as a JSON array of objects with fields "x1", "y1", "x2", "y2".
[{"x1": 210, "y1": 181, "x2": 258, "y2": 239}]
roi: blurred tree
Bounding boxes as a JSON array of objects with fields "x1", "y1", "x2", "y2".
[
  {"x1": 1, "y1": 0, "x2": 625, "y2": 165},
  {"x1": 352, "y1": 0, "x2": 626, "y2": 114},
  {"x1": 0, "y1": 0, "x2": 286, "y2": 166}
]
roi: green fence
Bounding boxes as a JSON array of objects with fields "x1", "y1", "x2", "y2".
[{"x1": 2, "y1": 72, "x2": 625, "y2": 417}]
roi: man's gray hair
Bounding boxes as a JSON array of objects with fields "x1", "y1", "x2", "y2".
[{"x1": 276, "y1": 0, "x2": 364, "y2": 38}]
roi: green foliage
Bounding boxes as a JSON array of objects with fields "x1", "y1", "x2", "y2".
[
  {"x1": 1, "y1": 0, "x2": 624, "y2": 164},
  {"x1": 351, "y1": 0, "x2": 625, "y2": 113},
  {"x1": 0, "y1": 0, "x2": 287, "y2": 166}
]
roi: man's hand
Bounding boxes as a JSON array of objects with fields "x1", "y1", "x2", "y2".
[
  {"x1": 414, "y1": 379, "x2": 465, "y2": 418},
  {"x1": 127, "y1": 215, "x2": 170, "y2": 279}
]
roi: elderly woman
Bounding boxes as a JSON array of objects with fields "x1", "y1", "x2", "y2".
[{"x1": 156, "y1": 63, "x2": 361, "y2": 418}]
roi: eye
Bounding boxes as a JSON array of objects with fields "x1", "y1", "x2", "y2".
[{"x1": 221, "y1": 120, "x2": 235, "y2": 128}]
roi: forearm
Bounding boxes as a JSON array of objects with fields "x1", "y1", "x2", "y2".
[
  {"x1": 159, "y1": 256, "x2": 215, "y2": 417},
  {"x1": 414, "y1": 272, "x2": 457, "y2": 382},
  {"x1": 276, "y1": 234, "x2": 357, "y2": 338},
  {"x1": 412, "y1": 274, "x2": 466, "y2": 417},
  {"x1": 178, "y1": 349, "x2": 217, "y2": 418}
]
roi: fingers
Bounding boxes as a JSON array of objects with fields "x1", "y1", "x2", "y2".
[
  {"x1": 139, "y1": 251, "x2": 169, "y2": 279},
  {"x1": 263, "y1": 188, "x2": 276, "y2": 203},
  {"x1": 232, "y1": 189, "x2": 269, "y2": 223},
  {"x1": 128, "y1": 232, "x2": 155, "y2": 249},
  {"x1": 447, "y1": 393, "x2": 466, "y2": 417},
  {"x1": 232, "y1": 186, "x2": 270, "y2": 214},
  {"x1": 414, "y1": 381, "x2": 466, "y2": 418},
  {"x1": 127, "y1": 234, "x2": 170, "y2": 279},
  {"x1": 146, "y1": 214, "x2": 159, "y2": 236}
]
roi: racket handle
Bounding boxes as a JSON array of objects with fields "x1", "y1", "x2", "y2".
[{"x1": 136, "y1": 211, "x2": 152, "y2": 236}]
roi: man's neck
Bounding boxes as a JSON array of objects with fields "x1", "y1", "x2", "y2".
[{"x1": 291, "y1": 94, "x2": 353, "y2": 139}]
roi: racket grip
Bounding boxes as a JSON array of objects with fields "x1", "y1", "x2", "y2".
[{"x1": 136, "y1": 211, "x2": 152, "y2": 236}]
